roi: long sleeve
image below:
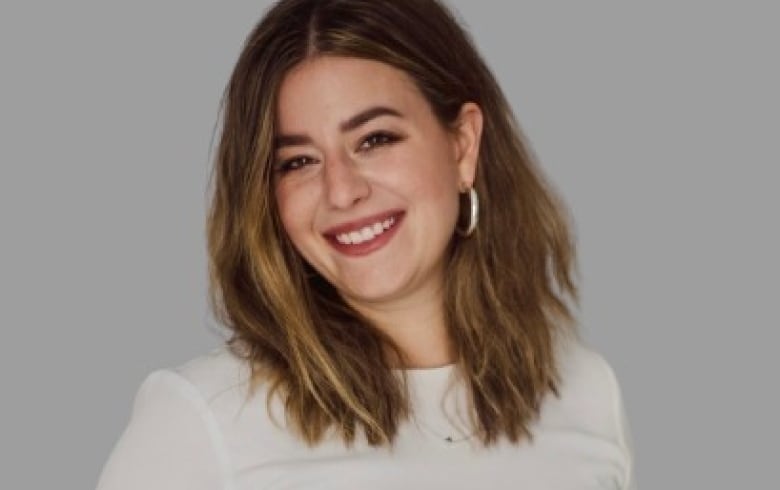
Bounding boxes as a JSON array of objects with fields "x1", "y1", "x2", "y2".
[
  {"x1": 96, "y1": 370, "x2": 231, "y2": 490},
  {"x1": 605, "y1": 361, "x2": 637, "y2": 490},
  {"x1": 618, "y1": 394, "x2": 637, "y2": 490}
]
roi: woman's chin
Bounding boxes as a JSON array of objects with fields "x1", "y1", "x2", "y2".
[{"x1": 337, "y1": 278, "x2": 411, "y2": 310}]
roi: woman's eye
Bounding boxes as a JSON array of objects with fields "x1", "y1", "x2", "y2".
[
  {"x1": 358, "y1": 131, "x2": 400, "y2": 151},
  {"x1": 277, "y1": 156, "x2": 316, "y2": 173}
]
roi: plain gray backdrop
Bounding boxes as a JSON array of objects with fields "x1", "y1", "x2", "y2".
[{"x1": 2, "y1": 1, "x2": 778, "y2": 488}]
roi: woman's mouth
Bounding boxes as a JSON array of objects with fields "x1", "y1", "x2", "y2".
[{"x1": 324, "y1": 211, "x2": 404, "y2": 257}]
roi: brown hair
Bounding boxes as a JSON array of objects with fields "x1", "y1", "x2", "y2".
[{"x1": 207, "y1": 0, "x2": 579, "y2": 447}]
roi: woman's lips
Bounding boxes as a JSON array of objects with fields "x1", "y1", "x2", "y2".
[{"x1": 323, "y1": 211, "x2": 405, "y2": 257}]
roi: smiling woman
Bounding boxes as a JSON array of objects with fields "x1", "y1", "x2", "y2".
[{"x1": 96, "y1": 1, "x2": 636, "y2": 489}]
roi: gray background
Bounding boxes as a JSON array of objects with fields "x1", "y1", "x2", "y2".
[{"x1": 2, "y1": 1, "x2": 777, "y2": 488}]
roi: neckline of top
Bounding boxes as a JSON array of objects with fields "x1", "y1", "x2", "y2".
[{"x1": 391, "y1": 362, "x2": 457, "y2": 386}]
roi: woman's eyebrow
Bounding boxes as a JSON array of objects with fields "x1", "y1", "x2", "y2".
[
  {"x1": 339, "y1": 106, "x2": 403, "y2": 132},
  {"x1": 274, "y1": 106, "x2": 403, "y2": 150}
]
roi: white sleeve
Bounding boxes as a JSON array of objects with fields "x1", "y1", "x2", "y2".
[
  {"x1": 96, "y1": 370, "x2": 230, "y2": 490},
  {"x1": 605, "y1": 363, "x2": 637, "y2": 490}
]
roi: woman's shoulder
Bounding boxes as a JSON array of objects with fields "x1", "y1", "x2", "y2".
[
  {"x1": 126, "y1": 344, "x2": 255, "y2": 432},
  {"x1": 555, "y1": 335, "x2": 623, "y2": 399},
  {"x1": 541, "y1": 334, "x2": 632, "y2": 447},
  {"x1": 544, "y1": 335, "x2": 636, "y2": 487},
  {"x1": 97, "y1": 346, "x2": 249, "y2": 489},
  {"x1": 168, "y1": 343, "x2": 252, "y2": 400}
]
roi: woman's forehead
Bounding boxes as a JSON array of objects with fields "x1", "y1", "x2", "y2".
[{"x1": 275, "y1": 56, "x2": 425, "y2": 132}]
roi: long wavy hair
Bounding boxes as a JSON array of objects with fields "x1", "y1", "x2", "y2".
[{"x1": 207, "y1": 0, "x2": 579, "y2": 448}]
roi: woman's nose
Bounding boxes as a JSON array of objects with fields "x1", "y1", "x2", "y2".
[{"x1": 322, "y1": 153, "x2": 371, "y2": 209}]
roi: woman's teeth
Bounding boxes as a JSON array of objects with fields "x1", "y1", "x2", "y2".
[{"x1": 335, "y1": 217, "x2": 395, "y2": 245}]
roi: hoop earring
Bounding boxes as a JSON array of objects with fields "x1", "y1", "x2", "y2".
[{"x1": 456, "y1": 187, "x2": 479, "y2": 237}]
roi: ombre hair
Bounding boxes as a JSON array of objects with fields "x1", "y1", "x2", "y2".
[{"x1": 207, "y1": 0, "x2": 579, "y2": 447}]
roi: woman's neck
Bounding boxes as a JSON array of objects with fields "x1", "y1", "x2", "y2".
[{"x1": 347, "y1": 285, "x2": 455, "y2": 368}]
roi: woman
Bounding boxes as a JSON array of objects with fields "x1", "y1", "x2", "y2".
[{"x1": 97, "y1": 0, "x2": 636, "y2": 488}]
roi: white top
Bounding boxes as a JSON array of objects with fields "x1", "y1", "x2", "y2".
[{"x1": 96, "y1": 338, "x2": 636, "y2": 489}]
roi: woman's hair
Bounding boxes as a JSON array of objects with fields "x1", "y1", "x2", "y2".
[{"x1": 207, "y1": 0, "x2": 579, "y2": 447}]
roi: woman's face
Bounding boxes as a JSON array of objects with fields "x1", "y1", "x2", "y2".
[{"x1": 273, "y1": 56, "x2": 481, "y2": 308}]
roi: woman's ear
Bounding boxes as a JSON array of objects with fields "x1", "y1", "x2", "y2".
[{"x1": 452, "y1": 102, "x2": 484, "y2": 188}]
